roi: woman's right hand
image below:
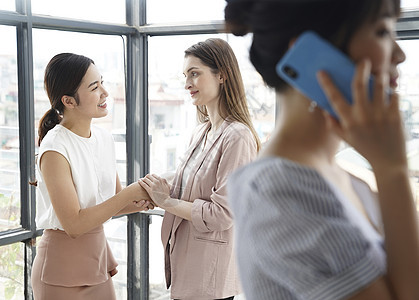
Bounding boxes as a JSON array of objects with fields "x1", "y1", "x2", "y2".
[
  {"x1": 123, "y1": 181, "x2": 154, "y2": 210},
  {"x1": 317, "y1": 59, "x2": 407, "y2": 173},
  {"x1": 138, "y1": 174, "x2": 171, "y2": 208}
]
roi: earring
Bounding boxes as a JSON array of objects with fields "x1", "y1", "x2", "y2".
[{"x1": 308, "y1": 101, "x2": 317, "y2": 113}]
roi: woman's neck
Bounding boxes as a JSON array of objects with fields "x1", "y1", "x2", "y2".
[
  {"x1": 206, "y1": 103, "x2": 224, "y2": 133},
  {"x1": 60, "y1": 116, "x2": 92, "y2": 138},
  {"x1": 261, "y1": 90, "x2": 341, "y2": 169}
]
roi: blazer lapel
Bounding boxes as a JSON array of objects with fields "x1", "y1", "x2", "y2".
[
  {"x1": 164, "y1": 122, "x2": 210, "y2": 251},
  {"x1": 170, "y1": 118, "x2": 233, "y2": 239}
]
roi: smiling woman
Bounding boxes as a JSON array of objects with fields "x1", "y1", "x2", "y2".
[
  {"x1": 31, "y1": 53, "x2": 154, "y2": 300},
  {"x1": 58, "y1": 66, "x2": 110, "y2": 125},
  {"x1": 139, "y1": 38, "x2": 261, "y2": 300},
  {"x1": 146, "y1": 33, "x2": 276, "y2": 298},
  {"x1": 183, "y1": 55, "x2": 224, "y2": 108}
]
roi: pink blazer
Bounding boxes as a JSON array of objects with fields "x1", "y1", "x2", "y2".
[{"x1": 161, "y1": 118, "x2": 257, "y2": 299}]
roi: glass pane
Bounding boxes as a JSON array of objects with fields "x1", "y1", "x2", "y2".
[
  {"x1": 32, "y1": 29, "x2": 127, "y2": 185},
  {"x1": 398, "y1": 39, "x2": 419, "y2": 213},
  {"x1": 0, "y1": 25, "x2": 20, "y2": 232},
  {"x1": 32, "y1": 0, "x2": 125, "y2": 24},
  {"x1": 149, "y1": 215, "x2": 169, "y2": 299},
  {"x1": 402, "y1": 0, "x2": 419, "y2": 10},
  {"x1": 0, "y1": 0, "x2": 15, "y2": 11},
  {"x1": 147, "y1": 0, "x2": 225, "y2": 23},
  {"x1": 104, "y1": 216, "x2": 127, "y2": 299},
  {"x1": 0, "y1": 243, "x2": 24, "y2": 300},
  {"x1": 148, "y1": 34, "x2": 275, "y2": 176}
]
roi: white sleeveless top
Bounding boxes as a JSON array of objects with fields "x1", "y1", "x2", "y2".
[{"x1": 35, "y1": 124, "x2": 117, "y2": 230}]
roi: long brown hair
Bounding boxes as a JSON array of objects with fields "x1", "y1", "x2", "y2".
[
  {"x1": 185, "y1": 38, "x2": 261, "y2": 151},
  {"x1": 38, "y1": 53, "x2": 94, "y2": 146}
]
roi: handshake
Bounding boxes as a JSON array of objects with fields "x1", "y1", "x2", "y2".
[
  {"x1": 133, "y1": 199, "x2": 157, "y2": 211},
  {"x1": 124, "y1": 173, "x2": 172, "y2": 212},
  {"x1": 137, "y1": 174, "x2": 173, "y2": 210}
]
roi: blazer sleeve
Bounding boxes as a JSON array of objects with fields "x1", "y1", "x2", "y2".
[{"x1": 191, "y1": 124, "x2": 257, "y2": 232}]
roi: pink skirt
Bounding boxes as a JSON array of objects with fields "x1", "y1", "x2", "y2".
[{"x1": 31, "y1": 225, "x2": 118, "y2": 300}]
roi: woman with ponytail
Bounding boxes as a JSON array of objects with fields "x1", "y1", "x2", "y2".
[{"x1": 32, "y1": 53, "x2": 153, "y2": 300}]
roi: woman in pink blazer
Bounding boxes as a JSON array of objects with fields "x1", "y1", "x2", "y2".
[{"x1": 139, "y1": 38, "x2": 260, "y2": 300}]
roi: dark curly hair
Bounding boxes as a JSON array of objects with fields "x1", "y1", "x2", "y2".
[{"x1": 225, "y1": 0, "x2": 400, "y2": 91}]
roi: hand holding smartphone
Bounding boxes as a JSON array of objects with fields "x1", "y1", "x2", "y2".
[{"x1": 276, "y1": 30, "x2": 374, "y2": 119}]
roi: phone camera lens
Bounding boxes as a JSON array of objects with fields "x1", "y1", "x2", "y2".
[{"x1": 282, "y1": 65, "x2": 298, "y2": 79}]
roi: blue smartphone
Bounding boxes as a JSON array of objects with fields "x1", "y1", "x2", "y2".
[{"x1": 276, "y1": 30, "x2": 374, "y2": 119}]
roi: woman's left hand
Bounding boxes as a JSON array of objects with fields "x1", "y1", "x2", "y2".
[{"x1": 138, "y1": 174, "x2": 171, "y2": 208}]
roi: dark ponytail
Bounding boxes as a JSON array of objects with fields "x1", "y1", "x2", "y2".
[
  {"x1": 38, "y1": 53, "x2": 94, "y2": 145},
  {"x1": 37, "y1": 108, "x2": 61, "y2": 146}
]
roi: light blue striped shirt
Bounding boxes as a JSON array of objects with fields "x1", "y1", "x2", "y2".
[{"x1": 228, "y1": 157, "x2": 385, "y2": 300}]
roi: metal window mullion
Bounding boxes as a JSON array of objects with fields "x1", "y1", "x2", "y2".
[
  {"x1": 136, "y1": 21, "x2": 225, "y2": 36},
  {"x1": 126, "y1": 0, "x2": 150, "y2": 299},
  {"x1": 0, "y1": 10, "x2": 29, "y2": 25},
  {"x1": 16, "y1": 0, "x2": 36, "y2": 299},
  {"x1": 16, "y1": 0, "x2": 35, "y2": 233},
  {"x1": 136, "y1": 31, "x2": 150, "y2": 300},
  {"x1": 31, "y1": 14, "x2": 136, "y2": 36},
  {"x1": 396, "y1": 10, "x2": 419, "y2": 39}
]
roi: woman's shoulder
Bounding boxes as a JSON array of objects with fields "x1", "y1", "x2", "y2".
[
  {"x1": 220, "y1": 120, "x2": 254, "y2": 146},
  {"x1": 229, "y1": 157, "x2": 342, "y2": 213},
  {"x1": 39, "y1": 125, "x2": 67, "y2": 148},
  {"x1": 229, "y1": 157, "x2": 292, "y2": 201},
  {"x1": 231, "y1": 156, "x2": 322, "y2": 187},
  {"x1": 224, "y1": 120, "x2": 252, "y2": 135}
]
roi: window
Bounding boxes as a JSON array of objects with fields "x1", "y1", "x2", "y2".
[
  {"x1": 0, "y1": 25, "x2": 20, "y2": 232},
  {"x1": 0, "y1": 243, "x2": 24, "y2": 299},
  {"x1": 31, "y1": 0, "x2": 125, "y2": 24},
  {"x1": 104, "y1": 216, "x2": 128, "y2": 299},
  {"x1": 398, "y1": 39, "x2": 419, "y2": 212},
  {"x1": 0, "y1": 1, "x2": 14, "y2": 11},
  {"x1": 402, "y1": 0, "x2": 419, "y2": 10},
  {"x1": 147, "y1": 0, "x2": 225, "y2": 23},
  {"x1": 149, "y1": 215, "x2": 167, "y2": 298},
  {"x1": 166, "y1": 149, "x2": 176, "y2": 172}
]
